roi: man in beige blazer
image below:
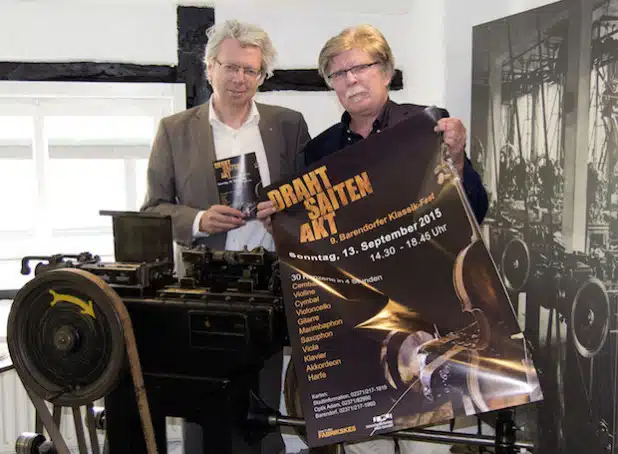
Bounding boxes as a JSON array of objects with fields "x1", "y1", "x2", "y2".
[
  {"x1": 142, "y1": 33, "x2": 309, "y2": 253},
  {"x1": 141, "y1": 19, "x2": 310, "y2": 454},
  {"x1": 143, "y1": 99, "x2": 308, "y2": 250}
]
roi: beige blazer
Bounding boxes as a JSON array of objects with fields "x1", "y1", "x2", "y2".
[{"x1": 140, "y1": 101, "x2": 310, "y2": 250}]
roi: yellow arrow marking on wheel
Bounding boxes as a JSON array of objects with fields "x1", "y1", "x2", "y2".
[{"x1": 49, "y1": 289, "x2": 96, "y2": 319}]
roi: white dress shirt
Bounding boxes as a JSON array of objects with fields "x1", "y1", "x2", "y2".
[{"x1": 192, "y1": 98, "x2": 275, "y2": 252}]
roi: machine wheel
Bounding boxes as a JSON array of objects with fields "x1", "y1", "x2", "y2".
[
  {"x1": 570, "y1": 277, "x2": 610, "y2": 359},
  {"x1": 7, "y1": 268, "x2": 126, "y2": 406},
  {"x1": 15, "y1": 432, "x2": 46, "y2": 454},
  {"x1": 92, "y1": 406, "x2": 107, "y2": 430},
  {"x1": 500, "y1": 238, "x2": 530, "y2": 292}
]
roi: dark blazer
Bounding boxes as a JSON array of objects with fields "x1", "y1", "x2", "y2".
[
  {"x1": 302, "y1": 101, "x2": 489, "y2": 224},
  {"x1": 141, "y1": 101, "x2": 311, "y2": 248}
]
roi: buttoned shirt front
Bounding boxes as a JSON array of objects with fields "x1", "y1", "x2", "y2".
[{"x1": 192, "y1": 98, "x2": 275, "y2": 252}]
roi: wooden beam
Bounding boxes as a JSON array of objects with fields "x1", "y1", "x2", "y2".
[{"x1": 0, "y1": 6, "x2": 404, "y2": 109}]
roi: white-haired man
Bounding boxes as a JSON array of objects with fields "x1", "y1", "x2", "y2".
[
  {"x1": 257, "y1": 24, "x2": 488, "y2": 454},
  {"x1": 140, "y1": 19, "x2": 311, "y2": 454}
]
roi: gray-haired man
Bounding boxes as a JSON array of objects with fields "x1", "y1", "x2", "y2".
[
  {"x1": 258, "y1": 24, "x2": 488, "y2": 454},
  {"x1": 141, "y1": 19, "x2": 311, "y2": 454}
]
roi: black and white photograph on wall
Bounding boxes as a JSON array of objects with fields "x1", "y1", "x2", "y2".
[{"x1": 471, "y1": 0, "x2": 618, "y2": 453}]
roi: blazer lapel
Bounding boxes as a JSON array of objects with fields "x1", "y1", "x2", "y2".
[
  {"x1": 187, "y1": 102, "x2": 229, "y2": 249},
  {"x1": 190, "y1": 102, "x2": 285, "y2": 201},
  {"x1": 191, "y1": 103, "x2": 219, "y2": 206},
  {"x1": 257, "y1": 104, "x2": 283, "y2": 183}
]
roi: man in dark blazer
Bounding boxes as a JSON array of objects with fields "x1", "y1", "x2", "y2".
[
  {"x1": 258, "y1": 37, "x2": 487, "y2": 240},
  {"x1": 257, "y1": 24, "x2": 488, "y2": 454},
  {"x1": 302, "y1": 97, "x2": 488, "y2": 224},
  {"x1": 140, "y1": 19, "x2": 310, "y2": 454},
  {"x1": 300, "y1": 27, "x2": 487, "y2": 225}
]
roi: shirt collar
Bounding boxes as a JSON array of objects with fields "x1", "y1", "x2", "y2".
[
  {"x1": 341, "y1": 97, "x2": 394, "y2": 133},
  {"x1": 208, "y1": 96, "x2": 260, "y2": 127}
]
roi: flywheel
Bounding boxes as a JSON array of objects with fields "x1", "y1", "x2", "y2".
[
  {"x1": 500, "y1": 238, "x2": 530, "y2": 293},
  {"x1": 570, "y1": 277, "x2": 610, "y2": 359},
  {"x1": 7, "y1": 268, "x2": 126, "y2": 406}
]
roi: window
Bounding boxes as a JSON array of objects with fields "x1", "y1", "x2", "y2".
[{"x1": 0, "y1": 82, "x2": 186, "y2": 291}]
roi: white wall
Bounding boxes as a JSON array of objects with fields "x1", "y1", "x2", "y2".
[
  {"x1": 214, "y1": 2, "x2": 414, "y2": 136},
  {"x1": 0, "y1": 0, "x2": 178, "y2": 64},
  {"x1": 404, "y1": 0, "x2": 447, "y2": 108},
  {"x1": 0, "y1": 0, "x2": 415, "y2": 138},
  {"x1": 443, "y1": 0, "x2": 562, "y2": 135},
  {"x1": 0, "y1": 0, "x2": 564, "y2": 137}
]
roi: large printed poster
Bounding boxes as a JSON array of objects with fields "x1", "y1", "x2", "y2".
[{"x1": 265, "y1": 111, "x2": 543, "y2": 447}]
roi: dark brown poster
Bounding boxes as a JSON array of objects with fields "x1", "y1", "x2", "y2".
[{"x1": 264, "y1": 111, "x2": 543, "y2": 447}]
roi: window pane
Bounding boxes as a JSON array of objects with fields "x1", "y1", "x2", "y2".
[
  {"x1": 0, "y1": 116, "x2": 32, "y2": 141},
  {"x1": 49, "y1": 145, "x2": 150, "y2": 159},
  {"x1": 47, "y1": 159, "x2": 126, "y2": 229},
  {"x1": 0, "y1": 235, "x2": 37, "y2": 260},
  {"x1": 0, "y1": 160, "x2": 36, "y2": 231},
  {"x1": 0, "y1": 250, "x2": 116, "y2": 293},
  {"x1": 136, "y1": 158, "x2": 149, "y2": 208},
  {"x1": 0, "y1": 236, "x2": 114, "y2": 289},
  {"x1": 0, "y1": 260, "x2": 32, "y2": 291},
  {"x1": 46, "y1": 116, "x2": 154, "y2": 143},
  {"x1": 0, "y1": 298, "x2": 11, "y2": 341},
  {"x1": 51, "y1": 234, "x2": 114, "y2": 257},
  {"x1": 0, "y1": 116, "x2": 35, "y2": 232},
  {"x1": 49, "y1": 235, "x2": 115, "y2": 261},
  {"x1": 0, "y1": 234, "x2": 114, "y2": 262}
]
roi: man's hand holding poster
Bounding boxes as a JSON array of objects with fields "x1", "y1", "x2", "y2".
[{"x1": 263, "y1": 111, "x2": 543, "y2": 447}]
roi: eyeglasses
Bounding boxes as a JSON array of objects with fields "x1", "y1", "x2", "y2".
[
  {"x1": 327, "y1": 62, "x2": 381, "y2": 83},
  {"x1": 214, "y1": 58, "x2": 263, "y2": 80}
]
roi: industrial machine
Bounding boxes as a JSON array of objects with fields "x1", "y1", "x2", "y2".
[{"x1": 5, "y1": 210, "x2": 535, "y2": 454}]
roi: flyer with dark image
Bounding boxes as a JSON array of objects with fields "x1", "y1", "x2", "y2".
[
  {"x1": 262, "y1": 111, "x2": 543, "y2": 447},
  {"x1": 213, "y1": 152, "x2": 261, "y2": 219}
]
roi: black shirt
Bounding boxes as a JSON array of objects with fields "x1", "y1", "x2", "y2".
[
  {"x1": 340, "y1": 99, "x2": 394, "y2": 149},
  {"x1": 301, "y1": 100, "x2": 489, "y2": 224}
]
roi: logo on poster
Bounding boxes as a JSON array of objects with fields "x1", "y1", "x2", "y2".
[
  {"x1": 368, "y1": 412, "x2": 394, "y2": 431},
  {"x1": 372, "y1": 413, "x2": 393, "y2": 424}
]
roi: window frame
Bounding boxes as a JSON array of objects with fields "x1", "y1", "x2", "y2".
[{"x1": 0, "y1": 81, "x2": 186, "y2": 292}]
